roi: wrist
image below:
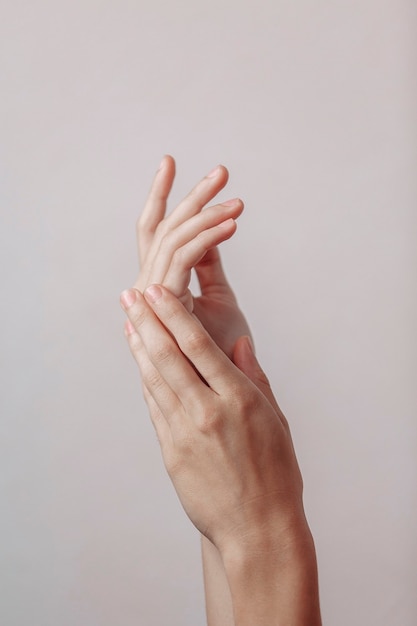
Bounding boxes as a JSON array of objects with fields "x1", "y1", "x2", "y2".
[{"x1": 219, "y1": 519, "x2": 321, "y2": 626}]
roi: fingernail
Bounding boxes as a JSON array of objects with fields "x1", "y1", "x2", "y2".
[
  {"x1": 145, "y1": 284, "x2": 162, "y2": 303},
  {"x1": 222, "y1": 198, "x2": 239, "y2": 206},
  {"x1": 120, "y1": 289, "x2": 137, "y2": 309},
  {"x1": 217, "y1": 218, "x2": 235, "y2": 229},
  {"x1": 207, "y1": 165, "x2": 221, "y2": 178},
  {"x1": 157, "y1": 156, "x2": 165, "y2": 171}
]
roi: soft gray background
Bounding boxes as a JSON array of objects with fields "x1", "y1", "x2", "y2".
[{"x1": 1, "y1": 1, "x2": 416, "y2": 624}]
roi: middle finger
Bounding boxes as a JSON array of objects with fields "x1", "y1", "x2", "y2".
[
  {"x1": 142, "y1": 198, "x2": 243, "y2": 290},
  {"x1": 121, "y1": 288, "x2": 213, "y2": 414}
]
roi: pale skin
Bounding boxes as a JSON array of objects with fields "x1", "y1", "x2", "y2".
[{"x1": 120, "y1": 156, "x2": 321, "y2": 625}]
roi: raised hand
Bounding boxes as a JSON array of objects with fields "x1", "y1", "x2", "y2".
[
  {"x1": 134, "y1": 155, "x2": 251, "y2": 358},
  {"x1": 121, "y1": 284, "x2": 306, "y2": 550},
  {"x1": 120, "y1": 285, "x2": 321, "y2": 625}
]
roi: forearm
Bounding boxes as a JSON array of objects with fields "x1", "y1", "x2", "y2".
[
  {"x1": 201, "y1": 536, "x2": 235, "y2": 626},
  {"x1": 221, "y1": 523, "x2": 321, "y2": 626}
]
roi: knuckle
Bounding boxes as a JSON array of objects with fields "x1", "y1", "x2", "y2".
[
  {"x1": 150, "y1": 339, "x2": 175, "y2": 366},
  {"x1": 130, "y1": 304, "x2": 147, "y2": 329},
  {"x1": 196, "y1": 406, "x2": 223, "y2": 435},
  {"x1": 233, "y1": 386, "x2": 259, "y2": 414},
  {"x1": 183, "y1": 329, "x2": 210, "y2": 358},
  {"x1": 142, "y1": 365, "x2": 163, "y2": 393}
]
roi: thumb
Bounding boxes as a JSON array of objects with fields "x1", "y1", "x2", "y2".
[
  {"x1": 194, "y1": 247, "x2": 236, "y2": 299},
  {"x1": 233, "y1": 336, "x2": 282, "y2": 416}
]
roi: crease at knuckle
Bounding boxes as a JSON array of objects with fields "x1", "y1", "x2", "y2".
[
  {"x1": 142, "y1": 366, "x2": 165, "y2": 395},
  {"x1": 183, "y1": 329, "x2": 210, "y2": 359},
  {"x1": 157, "y1": 297, "x2": 181, "y2": 326},
  {"x1": 150, "y1": 339, "x2": 175, "y2": 367},
  {"x1": 130, "y1": 305, "x2": 147, "y2": 330}
]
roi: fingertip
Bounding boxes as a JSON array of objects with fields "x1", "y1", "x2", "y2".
[
  {"x1": 218, "y1": 164, "x2": 229, "y2": 179},
  {"x1": 221, "y1": 197, "x2": 244, "y2": 218},
  {"x1": 219, "y1": 164, "x2": 229, "y2": 185},
  {"x1": 120, "y1": 288, "x2": 137, "y2": 310},
  {"x1": 157, "y1": 154, "x2": 176, "y2": 174},
  {"x1": 150, "y1": 156, "x2": 176, "y2": 201},
  {"x1": 144, "y1": 284, "x2": 163, "y2": 304},
  {"x1": 206, "y1": 164, "x2": 229, "y2": 183}
]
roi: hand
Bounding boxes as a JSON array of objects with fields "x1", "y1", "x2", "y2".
[
  {"x1": 120, "y1": 284, "x2": 309, "y2": 558},
  {"x1": 135, "y1": 156, "x2": 251, "y2": 358}
]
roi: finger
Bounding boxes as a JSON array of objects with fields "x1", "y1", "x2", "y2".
[
  {"x1": 125, "y1": 321, "x2": 174, "y2": 446},
  {"x1": 142, "y1": 384, "x2": 174, "y2": 451},
  {"x1": 194, "y1": 246, "x2": 236, "y2": 299},
  {"x1": 143, "y1": 284, "x2": 241, "y2": 394},
  {"x1": 137, "y1": 155, "x2": 176, "y2": 264},
  {"x1": 162, "y1": 218, "x2": 238, "y2": 298},
  {"x1": 121, "y1": 288, "x2": 212, "y2": 410},
  {"x1": 124, "y1": 316, "x2": 180, "y2": 427},
  {"x1": 139, "y1": 197, "x2": 242, "y2": 293},
  {"x1": 162, "y1": 164, "x2": 229, "y2": 233}
]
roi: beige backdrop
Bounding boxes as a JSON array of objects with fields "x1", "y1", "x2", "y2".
[{"x1": 1, "y1": 1, "x2": 416, "y2": 624}]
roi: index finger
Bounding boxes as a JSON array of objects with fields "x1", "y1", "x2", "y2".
[{"x1": 143, "y1": 284, "x2": 242, "y2": 395}]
